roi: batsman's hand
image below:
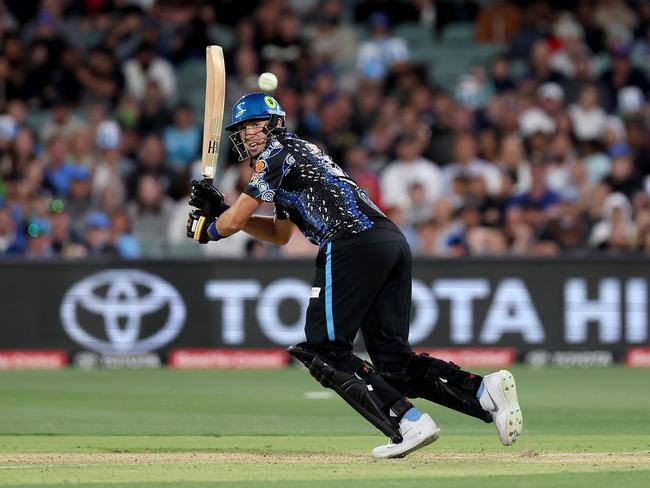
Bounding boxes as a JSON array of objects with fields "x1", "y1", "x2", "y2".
[
  {"x1": 189, "y1": 179, "x2": 230, "y2": 219},
  {"x1": 186, "y1": 210, "x2": 212, "y2": 244}
]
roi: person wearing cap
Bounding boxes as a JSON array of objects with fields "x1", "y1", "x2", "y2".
[
  {"x1": 602, "y1": 142, "x2": 643, "y2": 199},
  {"x1": 83, "y1": 211, "x2": 118, "y2": 258},
  {"x1": 187, "y1": 91, "x2": 524, "y2": 459},
  {"x1": 93, "y1": 120, "x2": 133, "y2": 207},
  {"x1": 537, "y1": 82, "x2": 565, "y2": 119},
  {"x1": 598, "y1": 40, "x2": 650, "y2": 112},
  {"x1": 66, "y1": 166, "x2": 97, "y2": 232},
  {"x1": 356, "y1": 11, "x2": 410, "y2": 80},
  {"x1": 544, "y1": 186, "x2": 590, "y2": 252}
]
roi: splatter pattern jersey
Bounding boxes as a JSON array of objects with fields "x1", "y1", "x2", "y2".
[{"x1": 244, "y1": 133, "x2": 387, "y2": 246}]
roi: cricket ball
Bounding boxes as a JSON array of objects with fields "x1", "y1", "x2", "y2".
[{"x1": 258, "y1": 72, "x2": 278, "y2": 92}]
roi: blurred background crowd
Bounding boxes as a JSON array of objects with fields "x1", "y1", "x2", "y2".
[{"x1": 2, "y1": 0, "x2": 650, "y2": 259}]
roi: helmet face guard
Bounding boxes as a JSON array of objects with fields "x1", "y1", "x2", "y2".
[{"x1": 226, "y1": 93, "x2": 286, "y2": 161}]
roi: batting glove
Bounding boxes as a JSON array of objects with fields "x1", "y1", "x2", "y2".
[{"x1": 189, "y1": 180, "x2": 230, "y2": 219}]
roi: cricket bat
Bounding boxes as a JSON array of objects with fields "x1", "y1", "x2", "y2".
[{"x1": 193, "y1": 45, "x2": 225, "y2": 241}]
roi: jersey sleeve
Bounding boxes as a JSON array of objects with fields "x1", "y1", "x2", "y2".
[{"x1": 244, "y1": 145, "x2": 286, "y2": 202}]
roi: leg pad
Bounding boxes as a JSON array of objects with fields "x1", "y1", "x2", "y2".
[{"x1": 288, "y1": 343, "x2": 405, "y2": 442}]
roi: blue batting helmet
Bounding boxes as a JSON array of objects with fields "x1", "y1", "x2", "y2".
[{"x1": 225, "y1": 93, "x2": 286, "y2": 131}]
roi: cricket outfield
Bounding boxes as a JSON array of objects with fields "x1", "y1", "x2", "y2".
[{"x1": 0, "y1": 366, "x2": 648, "y2": 487}]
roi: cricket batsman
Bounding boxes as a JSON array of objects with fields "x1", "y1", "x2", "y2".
[{"x1": 186, "y1": 92, "x2": 523, "y2": 458}]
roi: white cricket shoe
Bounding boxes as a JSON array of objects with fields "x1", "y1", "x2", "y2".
[
  {"x1": 479, "y1": 370, "x2": 523, "y2": 446},
  {"x1": 372, "y1": 412, "x2": 441, "y2": 459}
]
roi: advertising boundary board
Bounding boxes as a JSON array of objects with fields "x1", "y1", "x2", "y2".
[{"x1": 1, "y1": 257, "x2": 649, "y2": 367}]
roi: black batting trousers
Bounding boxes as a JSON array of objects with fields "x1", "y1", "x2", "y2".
[
  {"x1": 304, "y1": 223, "x2": 414, "y2": 365},
  {"x1": 303, "y1": 223, "x2": 491, "y2": 422}
]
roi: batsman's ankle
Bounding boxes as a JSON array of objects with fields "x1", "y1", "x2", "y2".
[{"x1": 388, "y1": 397, "x2": 415, "y2": 422}]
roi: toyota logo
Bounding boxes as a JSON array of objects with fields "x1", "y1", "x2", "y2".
[{"x1": 60, "y1": 269, "x2": 186, "y2": 354}]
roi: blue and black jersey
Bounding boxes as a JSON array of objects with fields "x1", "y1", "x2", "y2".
[{"x1": 244, "y1": 133, "x2": 388, "y2": 246}]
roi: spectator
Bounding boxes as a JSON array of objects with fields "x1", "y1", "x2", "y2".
[
  {"x1": 162, "y1": 102, "x2": 201, "y2": 173},
  {"x1": 65, "y1": 166, "x2": 97, "y2": 232},
  {"x1": 356, "y1": 12, "x2": 409, "y2": 81},
  {"x1": 415, "y1": 220, "x2": 440, "y2": 256},
  {"x1": 527, "y1": 39, "x2": 566, "y2": 85},
  {"x1": 602, "y1": 143, "x2": 643, "y2": 199},
  {"x1": 7, "y1": 216, "x2": 54, "y2": 258},
  {"x1": 544, "y1": 186, "x2": 590, "y2": 252},
  {"x1": 497, "y1": 134, "x2": 531, "y2": 194},
  {"x1": 83, "y1": 211, "x2": 118, "y2": 258},
  {"x1": 381, "y1": 133, "x2": 442, "y2": 209},
  {"x1": 588, "y1": 191, "x2": 635, "y2": 248},
  {"x1": 122, "y1": 41, "x2": 177, "y2": 103},
  {"x1": 137, "y1": 81, "x2": 173, "y2": 136},
  {"x1": 76, "y1": 46, "x2": 125, "y2": 107},
  {"x1": 127, "y1": 175, "x2": 174, "y2": 257},
  {"x1": 260, "y1": 9, "x2": 306, "y2": 74},
  {"x1": 406, "y1": 182, "x2": 433, "y2": 227},
  {"x1": 49, "y1": 205, "x2": 83, "y2": 258},
  {"x1": 308, "y1": 0, "x2": 358, "y2": 69},
  {"x1": 508, "y1": 160, "x2": 560, "y2": 212},
  {"x1": 41, "y1": 98, "x2": 84, "y2": 143},
  {"x1": 127, "y1": 134, "x2": 183, "y2": 201},
  {"x1": 598, "y1": 41, "x2": 650, "y2": 113},
  {"x1": 110, "y1": 209, "x2": 140, "y2": 259},
  {"x1": 442, "y1": 132, "x2": 501, "y2": 200},
  {"x1": 42, "y1": 135, "x2": 80, "y2": 196}
]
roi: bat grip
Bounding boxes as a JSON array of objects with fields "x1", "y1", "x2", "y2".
[{"x1": 193, "y1": 215, "x2": 207, "y2": 241}]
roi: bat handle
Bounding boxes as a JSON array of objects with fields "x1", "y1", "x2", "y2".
[
  {"x1": 193, "y1": 215, "x2": 207, "y2": 241},
  {"x1": 191, "y1": 177, "x2": 215, "y2": 241}
]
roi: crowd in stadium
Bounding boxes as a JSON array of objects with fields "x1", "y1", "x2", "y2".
[{"x1": 1, "y1": 0, "x2": 650, "y2": 259}]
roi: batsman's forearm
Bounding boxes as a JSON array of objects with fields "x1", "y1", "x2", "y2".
[{"x1": 241, "y1": 215, "x2": 289, "y2": 244}]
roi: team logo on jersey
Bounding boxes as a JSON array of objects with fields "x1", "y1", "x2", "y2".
[{"x1": 254, "y1": 160, "x2": 267, "y2": 172}]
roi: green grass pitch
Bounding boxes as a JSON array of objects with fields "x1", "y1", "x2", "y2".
[{"x1": 0, "y1": 366, "x2": 649, "y2": 487}]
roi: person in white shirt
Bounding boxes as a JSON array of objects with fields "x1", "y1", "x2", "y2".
[
  {"x1": 356, "y1": 12, "x2": 409, "y2": 80},
  {"x1": 442, "y1": 132, "x2": 502, "y2": 200},
  {"x1": 380, "y1": 133, "x2": 443, "y2": 209},
  {"x1": 122, "y1": 41, "x2": 177, "y2": 103}
]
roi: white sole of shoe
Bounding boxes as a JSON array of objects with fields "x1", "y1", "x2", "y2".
[
  {"x1": 392, "y1": 426, "x2": 441, "y2": 459},
  {"x1": 372, "y1": 425, "x2": 441, "y2": 460},
  {"x1": 495, "y1": 370, "x2": 523, "y2": 446}
]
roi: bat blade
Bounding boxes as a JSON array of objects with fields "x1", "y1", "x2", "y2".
[
  {"x1": 194, "y1": 45, "x2": 225, "y2": 242},
  {"x1": 201, "y1": 45, "x2": 225, "y2": 181}
]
